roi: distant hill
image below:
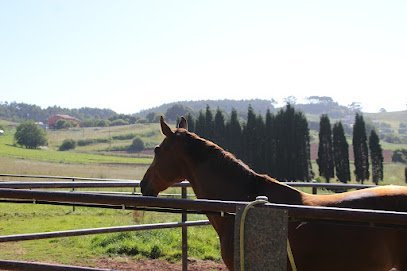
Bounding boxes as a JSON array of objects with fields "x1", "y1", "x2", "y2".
[
  {"x1": 135, "y1": 97, "x2": 357, "y2": 120},
  {"x1": 135, "y1": 98, "x2": 407, "y2": 143},
  {"x1": 136, "y1": 99, "x2": 277, "y2": 118}
]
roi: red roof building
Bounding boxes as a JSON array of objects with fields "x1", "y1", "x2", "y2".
[{"x1": 48, "y1": 114, "x2": 80, "y2": 128}]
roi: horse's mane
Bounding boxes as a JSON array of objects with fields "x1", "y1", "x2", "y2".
[{"x1": 181, "y1": 130, "x2": 257, "y2": 177}]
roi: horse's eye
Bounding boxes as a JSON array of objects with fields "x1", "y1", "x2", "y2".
[{"x1": 154, "y1": 146, "x2": 160, "y2": 155}]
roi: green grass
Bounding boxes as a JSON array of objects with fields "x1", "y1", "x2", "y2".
[
  {"x1": 0, "y1": 202, "x2": 220, "y2": 266},
  {"x1": 0, "y1": 133, "x2": 152, "y2": 165},
  {"x1": 47, "y1": 124, "x2": 163, "y2": 151}
]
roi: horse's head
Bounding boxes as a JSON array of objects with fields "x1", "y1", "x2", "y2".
[{"x1": 140, "y1": 116, "x2": 189, "y2": 197}]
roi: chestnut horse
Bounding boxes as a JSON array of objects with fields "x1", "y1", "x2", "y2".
[{"x1": 141, "y1": 116, "x2": 407, "y2": 271}]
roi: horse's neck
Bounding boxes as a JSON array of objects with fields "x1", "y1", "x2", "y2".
[{"x1": 184, "y1": 153, "x2": 304, "y2": 204}]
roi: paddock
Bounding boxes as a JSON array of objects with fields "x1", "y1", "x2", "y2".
[{"x1": 0, "y1": 174, "x2": 406, "y2": 271}]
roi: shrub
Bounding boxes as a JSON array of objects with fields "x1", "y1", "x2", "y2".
[
  {"x1": 59, "y1": 139, "x2": 76, "y2": 151},
  {"x1": 128, "y1": 137, "x2": 145, "y2": 152},
  {"x1": 392, "y1": 149, "x2": 407, "y2": 164},
  {"x1": 149, "y1": 245, "x2": 162, "y2": 259},
  {"x1": 96, "y1": 119, "x2": 110, "y2": 127},
  {"x1": 77, "y1": 139, "x2": 95, "y2": 146},
  {"x1": 55, "y1": 119, "x2": 72, "y2": 129},
  {"x1": 14, "y1": 121, "x2": 47, "y2": 149},
  {"x1": 112, "y1": 133, "x2": 136, "y2": 140},
  {"x1": 110, "y1": 119, "x2": 129, "y2": 126}
]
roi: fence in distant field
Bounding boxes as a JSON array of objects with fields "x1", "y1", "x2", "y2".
[{"x1": 0, "y1": 174, "x2": 403, "y2": 271}]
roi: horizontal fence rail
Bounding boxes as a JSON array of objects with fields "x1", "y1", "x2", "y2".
[
  {"x1": 0, "y1": 260, "x2": 117, "y2": 271},
  {"x1": 0, "y1": 181, "x2": 376, "y2": 190},
  {"x1": 1, "y1": 188, "x2": 407, "y2": 227},
  {"x1": 0, "y1": 220, "x2": 210, "y2": 243},
  {"x1": 0, "y1": 173, "x2": 376, "y2": 192}
]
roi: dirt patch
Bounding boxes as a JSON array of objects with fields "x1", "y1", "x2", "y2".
[{"x1": 95, "y1": 257, "x2": 227, "y2": 271}]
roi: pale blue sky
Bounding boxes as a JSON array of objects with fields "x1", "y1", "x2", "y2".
[{"x1": 1, "y1": 1, "x2": 406, "y2": 113}]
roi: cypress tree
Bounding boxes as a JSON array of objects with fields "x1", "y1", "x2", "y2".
[
  {"x1": 195, "y1": 111, "x2": 206, "y2": 137},
  {"x1": 332, "y1": 122, "x2": 351, "y2": 183},
  {"x1": 265, "y1": 109, "x2": 276, "y2": 177},
  {"x1": 225, "y1": 108, "x2": 242, "y2": 157},
  {"x1": 242, "y1": 105, "x2": 257, "y2": 168},
  {"x1": 213, "y1": 108, "x2": 226, "y2": 147},
  {"x1": 205, "y1": 105, "x2": 214, "y2": 141},
  {"x1": 255, "y1": 114, "x2": 266, "y2": 173},
  {"x1": 273, "y1": 104, "x2": 312, "y2": 181},
  {"x1": 317, "y1": 114, "x2": 335, "y2": 182},
  {"x1": 353, "y1": 113, "x2": 370, "y2": 184},
  {"x1": 185, "y1": 113, "x2": 195, "y2": 133},
  {"x1": 369, "y1": 129, "x2": 384, "y2": 185},
  {"x1": 295, "y1": 111, "x2": 313, "y2": 181}
]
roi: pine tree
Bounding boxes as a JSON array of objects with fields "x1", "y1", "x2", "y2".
[
  {"x1": 317, "y1": 115, "x2": 335, "y2": 182},
  {"x1": 369, "y1": 129, "x2": 384, "y2": 185},
  {"x1": 332, "y1": 122, "x2": 351, "y2": 183},
  {"x1": 353, "y1": 113, "x2": 370, "y2": 184}
]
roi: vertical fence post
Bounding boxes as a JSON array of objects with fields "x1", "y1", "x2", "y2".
[
  {"x1": 181, "y1": 186, "x2": 188, "y2": 271},
  {"x1": 71, "y1": 178, "x2": 75, "y2": 212}
]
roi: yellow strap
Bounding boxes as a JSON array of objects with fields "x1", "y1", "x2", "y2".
[{"x1": 287, "y1": 239, "x2": 298, "y2": 271}]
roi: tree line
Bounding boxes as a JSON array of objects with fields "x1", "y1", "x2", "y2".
[
  {"x1": 0, "y1": 101, "x2": 117, "y2": 123},
  {"x1": 185, "y1": 105, "x2": 384, "y2": 184},
  {"x1": 317, "y1": 113, "x2": 383, "y2": 185},
  {"x1": 185, "y1": 104, "x2": 313, "y2": 181}
]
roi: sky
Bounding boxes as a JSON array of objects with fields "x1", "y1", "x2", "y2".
[{"x1": 0, "y1": 1, "x2": 406, "y2": 114}]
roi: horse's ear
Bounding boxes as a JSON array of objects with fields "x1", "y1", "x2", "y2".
[
  {"x1": 178, "y1": 116, "x2": 188, "y2": 130},
  {"x1": 160, "y1": 116, "x2": 173, "y2": 137}
]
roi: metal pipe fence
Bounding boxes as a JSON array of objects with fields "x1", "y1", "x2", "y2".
[
  {"x1": 0, "y1": 260, "x2": 117, "y2": 271},
  {"x1": 2, "y1": 188, "x2": 407, "y2": 227},
  {"x1": 0, "y1": 173, "x2": 376, "y2": 194},
  {"x1": 0, "y1": 174, "x2": 405, "y2": 271}
]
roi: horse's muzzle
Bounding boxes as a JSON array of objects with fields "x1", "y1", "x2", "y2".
[{"x1": 140, "y1": 179, "x2": 158, "y2": 197}]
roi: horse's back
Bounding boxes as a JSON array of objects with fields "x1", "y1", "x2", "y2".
[{"x1": 303, "y1": 185, "x2": 407, "y2": 212}]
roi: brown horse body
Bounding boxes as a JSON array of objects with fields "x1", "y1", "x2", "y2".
[{"x1": 141, "y1": 117, "x2": 407, "y2": 271}]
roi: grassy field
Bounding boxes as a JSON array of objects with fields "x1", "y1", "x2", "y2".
[{"x1": 0, "y1": 125, "x2": 156, "y2": 165}]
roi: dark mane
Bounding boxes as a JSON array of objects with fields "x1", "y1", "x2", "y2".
[{"x1": 182, "y1": 130, "x2": 257, "y2": 176}]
